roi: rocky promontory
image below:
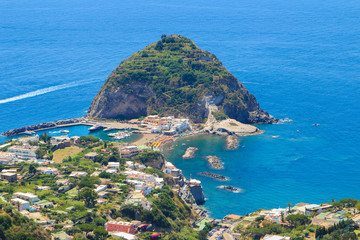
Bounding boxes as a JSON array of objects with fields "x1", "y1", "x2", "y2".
[
  {"x1": 206, "y1": 156, "x2": 223, "y2": 169},
  {"x1": 226, "y1": 135, "x2": 238, "y2": 150},
  {"x1": 182, "y1": 147, "x2": 198, "y2": 159},
  {"x1": 87, "y1": 34, "x2": 276, "y2": 124}
]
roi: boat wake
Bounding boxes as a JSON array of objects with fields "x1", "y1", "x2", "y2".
[{"x1": 0, "y1": 78, "x2": 102, "y2": 104}]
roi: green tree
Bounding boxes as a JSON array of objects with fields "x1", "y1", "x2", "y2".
[
  {"x1": 93, "y1": 227, "x2": 108, "y2": 240},
  {"x1": 29, "y1": 164, "x2": 37, "y2": 174},
  {"x1": 285, "y1": 214, "x2": 311, "y2": 227},
  {"x1": 79, "y1": 187, "x2": 98, "y2": 208}
]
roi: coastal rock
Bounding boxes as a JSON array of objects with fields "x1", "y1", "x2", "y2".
[
  {"x1": 226, "y1": 135, "x2": 238, "y2": 150},
  {"x1": 182, "y1": 147, "x2": 198, "y2": 159},
  {"x1": 206, "y1": 156, "x2": 223, "y2": 169},
  {"x1": 87, "y1": 35, "x2": 277, "y2": 124},
  {"x1": 217, "y1": 185, "x2": 242, "y2": 193},
  {"x1": 199, "y1": 172, "x2": 228, "y2": 181}
]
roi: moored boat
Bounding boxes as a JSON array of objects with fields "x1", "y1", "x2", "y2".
[
  {"x1": 104, "y1": 127, "x2": 115, "y2": 132},
  {"x1": 89, "y1": 125, "x2": 103, "y2": 131}
]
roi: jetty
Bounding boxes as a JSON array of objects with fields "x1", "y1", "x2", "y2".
[
  {"x1": 199, "y1": 172, "x2": 228, "y2": 181},
  {"x1": 182, "y1": 147, "x2": 198, "y2": 159},
  {"x1": 206, "y1": 156, "x2": 223, "y2": 169},
  {"x1": 1, "y1": 118, "x2": 86, "y2": 137}
]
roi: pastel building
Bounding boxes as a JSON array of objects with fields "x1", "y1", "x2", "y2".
[{"x1": 105, "y1": 221, "x2": 137, "y2": 234}]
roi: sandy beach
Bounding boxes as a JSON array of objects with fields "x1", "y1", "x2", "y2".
[{"x1": 130, "y1": 133, "x2": 159, "y2": 146}]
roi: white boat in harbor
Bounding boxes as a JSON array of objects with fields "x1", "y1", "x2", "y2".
[
  {"x1": 59, "y1": 129, "x2": 69, "y2": 133},
  {"x1": 108, "y1": 131, "x2": 132, "y2": 140},
  {"x1": 89, "y1": 125, "x2": 103, "y2": 131},
  {"x1": 24, "y1": 131, "x2": 35, "y2": 135},
  {"x1": 104, "y1": 127, "x2": 115, "y2": 132}
]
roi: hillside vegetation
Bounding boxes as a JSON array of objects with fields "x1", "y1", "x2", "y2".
[{"x1": 88, "y1": 34, "x2": 275, "y2": 124}]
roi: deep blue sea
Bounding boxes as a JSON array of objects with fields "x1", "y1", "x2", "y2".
[{"x1": 1, "y1": 0, "x2": 360, "y2": 218}]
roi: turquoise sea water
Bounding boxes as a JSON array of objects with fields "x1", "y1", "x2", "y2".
[{"x1": 1, "y1": 0, "x2": 360, "y2": 218}]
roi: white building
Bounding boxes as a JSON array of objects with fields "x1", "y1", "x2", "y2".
[
  {"x1": 37, "y1": 167, "x2": 59, "y2": 175},
  {"x1": 7, "y1": 145, "x2": 39, "y2": 159},
  {"x1": 164, "y1": 162, "x2": 182, "y2": 177},
  {"x1": 95, "y1": 185, "x2": 107, "y2": 193},
  {"x1": 108, "y1": 162, "x2": 120, "y2": 169},
  {"x1": 18, "y1": 135, "x2": 39, "y2": 144},
  {"x1": 0, "y1": 152, "x2": 16, "y2": 165},
  {"x1": 11, "y1": 198, "x2": 30, "y2": 211},
  {"x1": 13, "y1": 192, "x2": 39, "y2": 203},
  {"x1": 261, "y1": 235, "x2": 290, "y2": 240},
  {"x1": 69, "y1": 171, "x2": 88, "y2": 178}
]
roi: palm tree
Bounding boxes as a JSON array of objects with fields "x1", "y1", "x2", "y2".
[
  {"x1": 281, "y1": 211, "x2": 285, "y2": 222},
  {"x1": 331, "y1": 199, "x2": 335, "y2": 205},
  {"x1": 16, "y1": 201, "x2": 20, "y2": 211},
  {"x1": 287, "y1": 203, "x2": 292, "y2": 213}
]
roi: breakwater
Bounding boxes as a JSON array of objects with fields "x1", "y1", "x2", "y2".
[
  {"x1": 199, "y1": 172, "x2": 228, "y2": 181},
  {"x1": 2, "y1": 118, "x2": 85, "y2": 136}
]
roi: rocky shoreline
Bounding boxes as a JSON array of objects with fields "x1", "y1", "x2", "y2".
[
  {"x1": 206, "y1": 156, "x2": 223, "y2": 169},
  {"x1": 182, "y1": 147, "x2": 199, "y2": 159},
  {"x1": 199, "y1": 172, "x2": 228, "y2": 181},
  {"x1": 1, "y1": 118, "x2": 84, "y2": 137},
  {"x1": 226, "y1": 135, "x2": 238, "y2": 150}
]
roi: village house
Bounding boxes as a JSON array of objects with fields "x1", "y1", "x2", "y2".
[
  {"x1": 94, "y1": 185, "x2": 108, "y2": 193},
  {"x1": 0, "y1": 151, "x2": 16, "y2": 165},
  {"x1": 7, "y1": 145, "x2": 39, "y2": 160},
  {"x1": 109, "y1": 232, "x2": 138, "y2": 240},
  {"x1": 108, "y1": 162, "x2": 120, "y2": 169},
  {"x1": 18, "y1": 135, "x2": 39, "y2": 144},
  {"x1": 164, "y1": 162, "x2": 182, "y2": 178},
  {"x1": 55, "y1": 178, "x2": 70, "y2": 186},
  {"x1": 105, "y1": 220, "x2": 137, "y2": 234},
  {"x1": 11, "y1": 198, "x2": 30, "y2": 211},
  {"x1": 37, "y1": 186, "x2": 51, "y2": 191},
  {"x1": 84, "y1": 152, "x2": 98, "y2": 160},
  {"x1": 37, "y1": 167, "x2": 59, "y2": 175},
  {"x1": 0, "y1": 172, "x2": 17, "y2": 182},
  {"x1": 34, "y1": 200, "x2": 54, "y2": 208},
  {"x1": 119, "y1": 146, "x2": 140, "y2": 158},
  {"x1": 69, "y1": 171, "x2": 88, "y2": 178},
  {"x1": 261, "y1": 235, "x2": 290, "y2": 240},
  {"x1": 13, "y1": 192, "x2": 39, "y2": 203},
  {"x1": 124, "y1": 190, "x2": 152, "y2": 210}
]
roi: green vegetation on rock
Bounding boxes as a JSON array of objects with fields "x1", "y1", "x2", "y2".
[{"x1": 88, "y1": 34, "x2": 275, "y2": 124}]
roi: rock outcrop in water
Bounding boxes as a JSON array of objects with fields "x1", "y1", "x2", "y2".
[
  {"x1": 199, "y1": 172, "x2": 228, "y2": 181},
  {"x1": 182, "y1": 147, "x2": 198, "y2": 159},
  {"x1": 226, "y1": 135, "x2": 238, "y2": 150},
  {"x1": 206, "y1": 156, "x2": 223, "y2": 169},
  {"x1": 87, "y1": 34, "x2": 276, "y2": 124}
]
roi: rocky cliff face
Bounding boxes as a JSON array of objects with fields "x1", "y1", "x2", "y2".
[{"x1": 87, "y1": 34, "x2": 276, "y2": 124}]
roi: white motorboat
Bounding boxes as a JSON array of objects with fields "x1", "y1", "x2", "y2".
[{"x1": 89, "y1": 125, "x2": 103, "y2": 131}]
